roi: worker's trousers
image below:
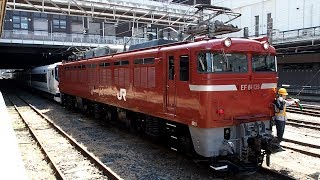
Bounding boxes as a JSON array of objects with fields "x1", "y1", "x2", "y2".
[{"x1": 275, "y1": 120, "x2": 286, "y2": 142}]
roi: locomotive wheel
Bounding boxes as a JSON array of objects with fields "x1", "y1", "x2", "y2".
[
  {"x1": 83, "y1": 103, "x2": 90, "y2": 115},
  {"x1": 93, "y1": 104, "x2": 102, "y2": 120},
  {"x1": 65, "y1": 96, "x2": 74, "y2": 111},
  {"x1": 104, "y1": 107, "x2": 117, "y2": 124}
]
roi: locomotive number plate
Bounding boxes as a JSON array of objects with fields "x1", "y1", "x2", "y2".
[{"x1": 240, "y1": 84, "x2": 260, "y2": 91}]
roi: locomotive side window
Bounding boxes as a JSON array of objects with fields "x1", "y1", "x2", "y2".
[
  {"x1": 134, "y1": 58, "x2": 155, "y2": 65},
  {"x1": 252, "y1": 55, "x2": 276, "y2": 72},
  {"x1": 144, "y1": 58, "x2": 155, "y2": 64},
  {"x1": 198, "y1": 52, "x2": 247, "y2": 73},
  {"x1": 168, "y1": 56, "x2": 175, "y2": 80},
  {"x1": 114, "y1": 60, "x2": 129, "y2": 66},
  {"x1": 134, "y1": 59, "x2": 143, "y2": 64},
  {"x1": 99, "y1": 62, "x2": 110, "y2": 67},
  {"x1": 180, "y1": 55, "x2": 189, "y2": 81}
]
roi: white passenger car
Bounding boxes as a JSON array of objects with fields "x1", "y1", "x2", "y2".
[{"x1": 17, "y1": 62, "x2": 62, "y2": 102}]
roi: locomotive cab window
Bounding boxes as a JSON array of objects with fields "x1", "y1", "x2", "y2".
[
  {"x1": 180, "y1": 55, "x2": 189, "y2": 81},
  {"x1": 198, "y1": 52, "x2": 247, "y2": 73},
  {"x1": 252, "y1": 54, "x2": 276, "y2": 72}
]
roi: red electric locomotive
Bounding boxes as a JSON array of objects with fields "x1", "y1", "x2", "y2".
[{"x1": 59, "y1": 5, "x2": 277, "y2": 171}]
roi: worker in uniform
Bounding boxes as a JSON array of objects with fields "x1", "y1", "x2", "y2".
[{"x1": 274, "y1": 88, "x2": 300, "y2": 143}]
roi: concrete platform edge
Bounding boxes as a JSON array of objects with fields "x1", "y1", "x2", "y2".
[{"x1": 0, "y1": 91, "x2": 28, "y2": 180}]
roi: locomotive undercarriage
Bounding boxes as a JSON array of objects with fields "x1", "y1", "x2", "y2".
[{"x1": 61, "y1": 93, "x2": 275, "y2": 172}]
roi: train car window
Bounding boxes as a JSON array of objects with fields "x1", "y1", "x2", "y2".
[
  {"x1": 121, "y1": 60, "x2": 129, "y2": 66},
  {"x1": 81, "y1": 65, "x2": 86, "y2": 68},
  {"x1": 51, "y1": 70, "x2": 54, "y2": 76},
  {"x1": 31, "y1": 74, "x2": 47, "y2": 83},
  {"x1": 180, "y1": 55, "x2": 189, "y2": 81},
  {"x1": 134, "y1": 58, "x2": 154, "y2": 65},
  {"x1": 99, "y1": 62, "x2": 111, "y2": 67},
  {"x1": 144, "y1": 58, "x2": 155, "y2": 64},
  {"x1": 168, "y1": 56, "x2": 175, "y2": 80},
  {"x1": 114, "y1": 61, "x2": 129, "y2": 66},
  {"x1": 92, "y1": 64, "x2": 97, "y2": 68},
  {"x1": 134, "y1": 59, "x2": 143, "y2": 64},
  {"x1": 252, "y1": 55, "x2": 276, "y2": 72},
  {"x1": 198, "y1": 52, "x2": 247, "y2": 73}
]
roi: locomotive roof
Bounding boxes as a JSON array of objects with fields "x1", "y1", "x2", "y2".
[{"x1": 61, "y1": 37, "x2": 275, "y2": 65}]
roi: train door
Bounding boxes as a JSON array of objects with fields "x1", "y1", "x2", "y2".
[
  {"x1": 165, "y1": 53, "x2": 177, "y2": 114},
  {"x1": 48, "y1": 68, "x2": 55, "y2": 93}
]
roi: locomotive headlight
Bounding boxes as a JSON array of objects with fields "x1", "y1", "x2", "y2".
[
  {"x1": 263, "y1": 42, "x2": 270, "y2": 50},
  {"x1": 223, "y1": 38, "x2": 232, "y2": 47}
]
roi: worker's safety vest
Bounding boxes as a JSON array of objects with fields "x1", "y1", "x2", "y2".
[{"x1": 274, "y1": 98, "x2": 287, "y2": 121}]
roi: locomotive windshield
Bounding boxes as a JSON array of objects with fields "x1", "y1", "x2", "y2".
[
  {"x1": 252, "y1": 54, "x2": 276, "y2": 72},
  {"x1": 198, "y1": 52, "x2": 247, "y2": 73}
]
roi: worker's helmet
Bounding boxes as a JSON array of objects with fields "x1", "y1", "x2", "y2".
[{"x1": 278, "y1": 88, "x2": 288, "y2": 95}]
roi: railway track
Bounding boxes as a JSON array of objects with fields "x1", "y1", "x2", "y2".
[
  {"x1": 4, "y1": 93, "x2": 121, "y2": 180},
  {"x1": 287, "y1": 104, "x2": 320, "y2": 117},
  {"x1": 286, "y1": 118, "x2": 320, "y2": 131},
  {"x1": 280, "y1": 108, "x2": 320, "y2": 159}
]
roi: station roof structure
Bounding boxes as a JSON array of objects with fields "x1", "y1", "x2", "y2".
[
  {"x1": 5, "y1": 0, "x2": 198, "y2": 27},
  {"x1": 0, "y1": 0, "x2": 6, "y2": 35}
]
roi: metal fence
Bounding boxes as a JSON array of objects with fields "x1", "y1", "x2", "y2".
[
  {"x1": 250, "y1": 26, "x2": 320, "y2": 44},
  {"x1": 272, "y1": 26, "x2": 320, "y2": 44},
  {"x1": 0, "y1": 30, "x2": 148, "y2": 46}
]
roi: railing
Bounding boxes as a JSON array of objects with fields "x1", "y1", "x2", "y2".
[
  {"x1": 250, "y1": 26, "x2": 320, "y2": 44},
  {"x1": 272, "y1": 26, "x2": 320, "y2": 44},
  {"x1": 0, "y1": 30, "x2": 148, "y2": 46}
]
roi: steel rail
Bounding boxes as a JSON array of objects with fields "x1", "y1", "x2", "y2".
[
  {"x1": 286, "y1": 119, "x2": 320, "y2": 131},
  {"x1": 281, "y1": 145, "x2": 320, "y2": 158},
  {"x1": 287, "y1": 107, "x2": 320, "y2": 117},
  {"x1": 15, "y1": 94, "x2": 122, "y2": 180},
  {"x1": 283, "y1": 138, "x2": 320, "y2": 149},
  {"x1": 282, "y1": 137, "x2": 320, "y2": 158},
  {"x1": 287, "y1": 118, "x2": 320, "y2": 127},
  {"x1": 5, "y1": 94, "x2": 66, "y2": 180}
]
